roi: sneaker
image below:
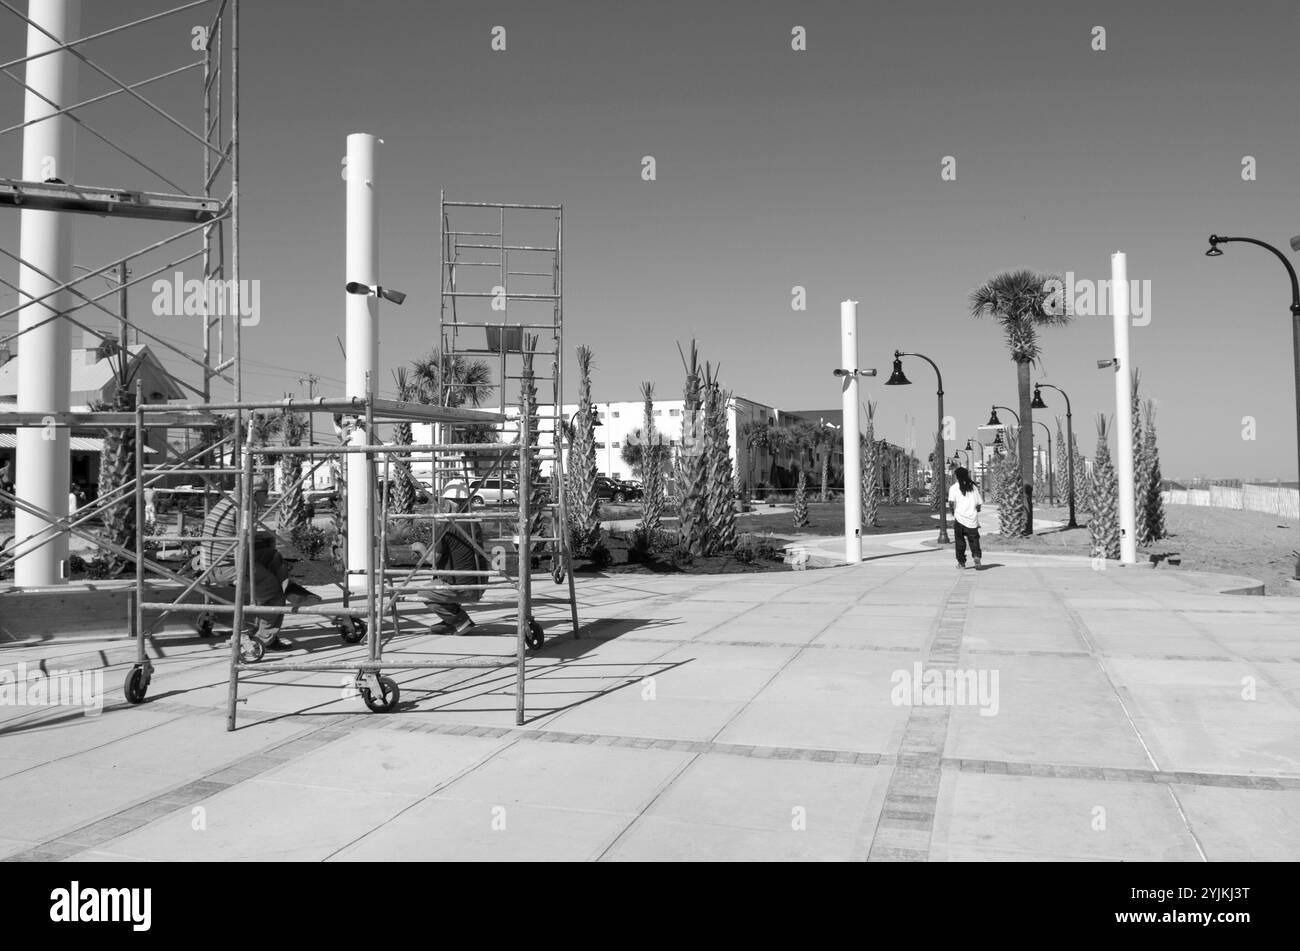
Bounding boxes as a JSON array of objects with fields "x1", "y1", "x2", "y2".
[
  {"x1": 956, "y1": 562, "x2": 966, "y2": 570},
  {"x1": 284, "y1": 582, "x2": 323, "y2": 607},
  {"x1": 452, "y1": 616, "x2": 476, "y2": 635},
  {"x1": 428, "y1": 620, "x2": 458, "y2": 635},
  {"x1": 262, "y1": 636, "x2": 297, "y2": 651},
  {"x1": 973, "y1": 558, "x2": 982, "y2": 569}
]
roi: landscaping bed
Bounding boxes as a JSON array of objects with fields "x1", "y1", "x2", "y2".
[{"x1": 979, "y1": 504, "x2": 1299, "y2": 596}]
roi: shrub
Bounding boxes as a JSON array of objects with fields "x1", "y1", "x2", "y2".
[
  {"x1": 588, "y1": 538, "x2": 612, "y2": 569},
  {"x1": 293, "y1": 523, "x2": 329, "y2": 561}
]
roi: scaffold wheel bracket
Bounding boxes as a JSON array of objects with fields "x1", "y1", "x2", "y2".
[{"x1": 358, "y1": 673, "x2": 399, "y2": 713}]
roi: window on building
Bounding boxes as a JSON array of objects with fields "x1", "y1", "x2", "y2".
[
  {"x1": 595, "y1": 442, "x2": 606, "y2": 450},
  {"x1": 612, "y1": 411, "x2": 620, "y2": 418},
  {"x1": 669, "y1": 408, "x2": 681, "y2": 417},
  {"x1": 654, "y1": 409, "x2": 662, "y2": 416},
  {"x1": 613, "y1": 471, "x2": 621, "y2": 479},
  {"x1": 612, "y1": 441, "x2": 621, "y2": 448},
  {"x1": 670, "y1": 439, "x2": 679, "y2": 446}
]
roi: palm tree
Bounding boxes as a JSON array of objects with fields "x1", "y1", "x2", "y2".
[
  {"x1": 702, "y1": 367, "x2": 737, "y2": 554},
  {"x1": 764, "y1": 421, "x2": 791, "y2": 488},
  {"x1": 969, "y1": 269, "x2": 1071, "y2": 535},
  {"x1": 861, "y1": 401, "x2": 880, "y2": 527},
  {"x1": 568, "y1": 345, "x2": 600, "y2": 554},
  {"x1": 410, "y1": 349, "x2": 495, "y2": 488},
  {"x1": 737, "y1": 418, "x2": 766, "y2": 496},
  {"x1": 278, "y1": 409, "x2": 310, "y2": 537},
  {"x1": 247, "y1": 411, "x2": 283, "y2": 478},
  {"x1": 637, "y1": 381, "x2": 666, "y2": 535},
  {"x1": 1089, "y1": 415, "x2": 1120, "y2": 559},
  {"x1": 676, "y1": 340, "x2": 709, "y2": 556},
  {"x1": 411, "y1": 349, "x2": 494, "y2": 409},
  {"x1": 388, "y1": 367, "x2": 418, "y2": 515}
]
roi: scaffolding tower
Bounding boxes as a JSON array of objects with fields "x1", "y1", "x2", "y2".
[
  {"x1": 0, "y1": 0, "x2": 241, "y2": 581},
  {"x1": 439, "y1": 195, "x2": 579, "y2": 636}
]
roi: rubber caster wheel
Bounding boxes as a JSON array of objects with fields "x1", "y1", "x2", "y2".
[
  {"x1": 238, "y1": 637, "x2": 265, "y2": 663},
  {"x1": 194, "y1": 613, "x2": 216, "y2": 637},
  {"x1": 123, "y1": 667, "x2": 148, "y2": 704},
  {"x1": 338, "y1": 618, "x2": 366, "y2": 644},
  {"x1": 359, "y1": 675, "x2": 399, "y2": 713},
  {"x1": 525, "y1": 619, "x2": 545, "y2": 651},
  {"x1": 552, "y1": 562, "x2": 566, "y2": 585}
]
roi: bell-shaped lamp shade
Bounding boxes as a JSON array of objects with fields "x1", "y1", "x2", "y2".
[
  {"x1": 987, "y1": 407, "x2": 1001, "y2": 427},
  {"x1": 884, "y1": 358, "x2": 911, "y2": 386},
  {"x1": 1030, "y1": 386, "x2": 1047, "y2": 410}
]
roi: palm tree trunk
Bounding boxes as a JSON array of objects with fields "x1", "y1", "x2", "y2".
[{"x1": 1017, "y1": 359, "x2": 1034, "y2": 535}]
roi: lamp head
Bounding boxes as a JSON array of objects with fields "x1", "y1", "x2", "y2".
[
  {"x1": 884, "y1": 358, "x2": 911, "y2": 386},
  {"x1": 1205, "y1": 235, "x2": 1224, "y2": 257},
  {"x1": 1031, "y1": 386, "x2": 1047, "y2": 410},
  {"x1": 986, "y1": 407, "x2": 1001, "y2": 427}
]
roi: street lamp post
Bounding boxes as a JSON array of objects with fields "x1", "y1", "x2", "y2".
[
  {"x1": 1033, "y1": 382, "x2": 1077, "y2": 528},
  {"x1": 1206, "y1": 233, "x2": 1300, "y2": 580},
  {"x1": 887, "y1": 350, "x2": 950, "y2": 544}
]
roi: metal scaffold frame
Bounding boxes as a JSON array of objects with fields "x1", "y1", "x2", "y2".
[
  {"x1": 0, "y1": 0, "x2": 242, "y2": 580},
  {"x1": 122, "y1": 390, "x2": 552, "y2": 730},
  {"x1": 439, "y1": 195, "x2": 579, "y2": 637}
]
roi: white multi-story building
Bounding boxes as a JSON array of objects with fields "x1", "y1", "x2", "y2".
[{"x1": 408, "y1": 394, "x2": 784, "y2": 490}]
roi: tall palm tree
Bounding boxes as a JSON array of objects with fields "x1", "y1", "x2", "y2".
[
  {"x1": 676, "y1": 340, "x2": 709, "y2": 556},
  {"x1": 969, "y1": 269, "x2": 1070, "y2": 535},
  {"x1": 861, "y1": 401, "x2": 880, "y2": 527},
  {"x1": 737, "y1": 418, "x2": 765, "y2": 496},
  {"x1": 568, "y1": 345, "x2": 600, "y2": 554},
  {"x1": 764, "y1": 421, "x2": 791, "y2": 487},
  {"x1": 702, "y1": 367, "x2": 737, "y2": 554}
]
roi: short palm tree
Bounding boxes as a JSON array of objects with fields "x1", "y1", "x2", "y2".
[
  {"x1": 969, "y1": 269, "x2": 1070, "y2": 535},
  {"x1": 278, "y1": 409, "x2": 310, "y2": 536}
]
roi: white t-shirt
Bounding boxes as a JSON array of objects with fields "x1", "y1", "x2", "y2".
[{"x1": 947, "y1": 482, "x2": 983, "y2": 529}]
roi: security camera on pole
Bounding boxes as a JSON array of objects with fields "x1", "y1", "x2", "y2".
[
  {"x1": 832, "y1": 301, "x2": 877, "y2": 564},
  {"x1": 344, "y1": 134, "x2": 381, "y2": 588},
  {"x1": 1110, "y1": 252, "x2": 1138, "y2": 565}
]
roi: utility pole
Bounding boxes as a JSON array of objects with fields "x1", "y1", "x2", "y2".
[{"x1": 299, "y1": 372, "x2": 319, "y2": 446}]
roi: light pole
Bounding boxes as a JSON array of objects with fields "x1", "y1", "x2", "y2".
[
  {"x1": 987, "y1": 405, "x2": 1020, "y2": 427},
  {"x1": 1206, "y1": 233, "x2": 1300, "y2": 579},
  {"x1": 833, "y1": 299, "x2": 876, "y2": 563},
  {"x1": 1033, "y1": 382, "x2": 1077, "y2": 528},
  {"x1": 886, "y1": 350, "x2": 950, "y2": 544}
]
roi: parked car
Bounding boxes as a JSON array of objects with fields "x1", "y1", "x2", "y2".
[
  {"x1": 593, "y1": 475, "x2": 640, "y2": 503},
  {"x1": 469, "y1": 477, "x2": 519, "y2": 507}
]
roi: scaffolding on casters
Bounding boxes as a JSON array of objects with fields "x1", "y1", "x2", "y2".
[
  {"x1": 0, "y1": 1, "x2": 242, "y2": 585},
  {"x1": 123, "y1": 387, "x2": 551, "y2": 729},
  {"x1": 438, "y1": 195, "x2": 579, "y2": 638}
]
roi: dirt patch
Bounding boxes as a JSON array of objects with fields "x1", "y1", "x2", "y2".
[{"x1": 980, "y1": 504, "x2": 1298, "y2": 596}]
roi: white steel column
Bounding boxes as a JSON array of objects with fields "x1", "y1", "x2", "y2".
[
  {"x1": 14, "y1": 0, "x2": 80, "y2": 586},
  {"x1": 345, "y1": 133, "x2": 380, "y2": 581},
  {"x1": 841, "y1": 300, "x2": 862, "y2": 564},
  {"x1": 1111, "y1": 251, "x2": 1137, "y2": 564}
]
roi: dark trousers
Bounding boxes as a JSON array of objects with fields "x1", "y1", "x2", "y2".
[{"x1": 954, "y1": 522, "x2": 982, "y2": 564}]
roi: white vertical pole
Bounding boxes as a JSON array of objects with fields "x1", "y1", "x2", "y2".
[
  {"x1": 1111, "y1": 251, "x2": 1137, "y2": 564},
  {"x1": 345, "y1": 133, "x2": 380, "y2": 583},
  {"x1": 14, "y1": 0, "x2": 79, "y2": 586},
  {"x1": 841, "y1": 300, "x2": 862, "y2": 564}
]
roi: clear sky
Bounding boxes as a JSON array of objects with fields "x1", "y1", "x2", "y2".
[{"x1": 1, "y1": 0, "x2": 1297, "y2": 480}]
